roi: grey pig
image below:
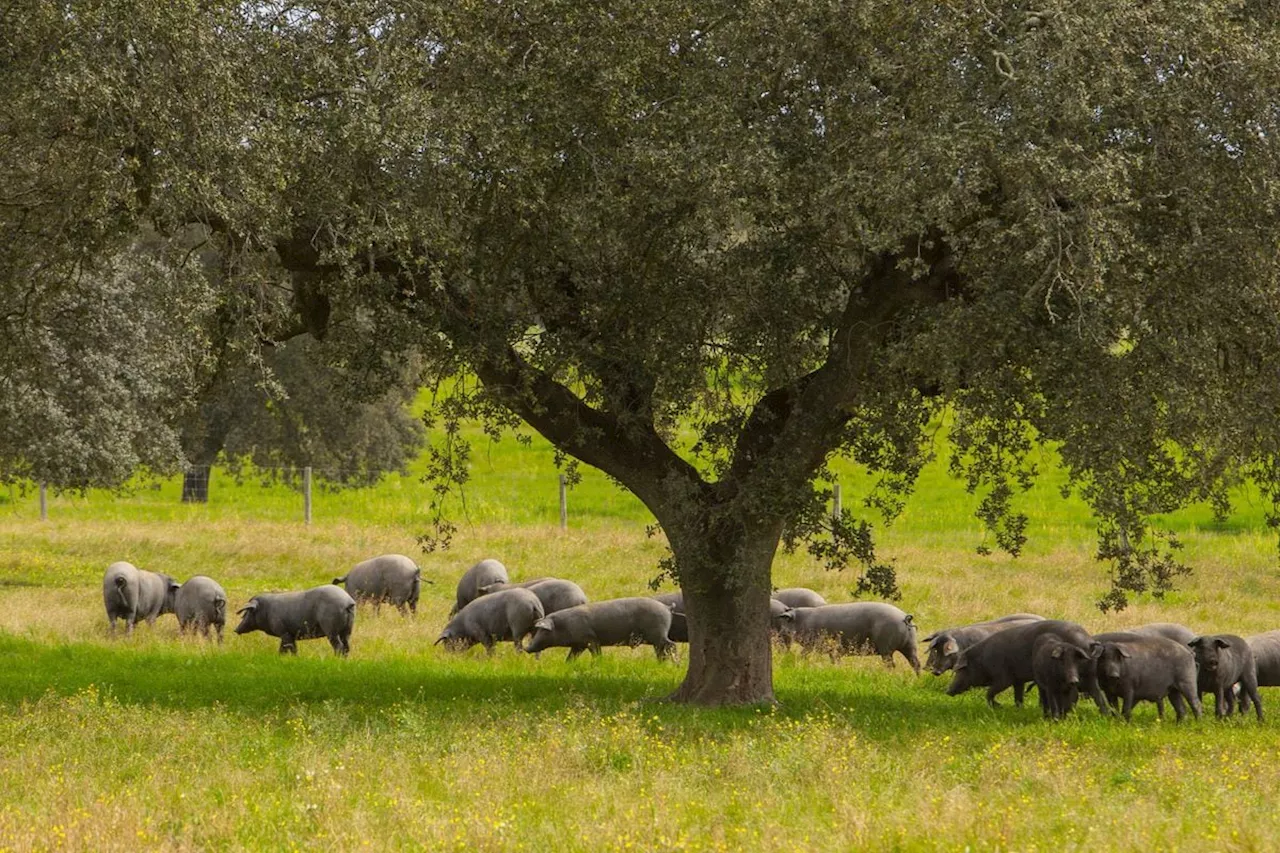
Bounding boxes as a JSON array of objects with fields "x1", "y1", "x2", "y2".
[
  {"x1": 102, "y1": 561, "x2": 179, "y2": 635},
  {"x1": 1189, "y1": 634, "x2": 1263, "y2": 720},
  {"x1": 451, "y1": 558, "x2": 509, "y2": 616},
  {"x1": 1246, "y1": 630, "x2": 1280, "y2": 687},
  {"x1": 524, "y1": 597, "x2": 675, "y2": 660},
  {"x1": 1119, "y1": 622, "x2": 1196, "y2": 645},
  {"x1": 656, "y1": 592, "x2": 790, "y2": 643},
  {"x1": 176, "y1": 575, "x2": 228, "y2": 643},
  {"x1": 1032, "y1": 635, "x2": 1091, "y2": 720},
  {"x1": 333, "y1": 554, "x2": 428, "y2": 614},
  {"x1": 947, "y1": 620, "x2": 1110, "y2": 713},
  {"x1": 436, "y1": 588, "x2": 545, "y2": 653},
  {"x1": 772, "y1": 588, "x2": 827, "y2": 609},
  {"x1": 477, "y1": 578, "x2": 588, "y2": 615},
  {"x1": 1095, "y1": 633, "x2": 1202, "y2": 722},
  {"x1": 923, "y1": 614, "x2": 1045, "y2": 676},
  {"x1": 234, "y1": 585, "x2": 356, "y2": 656},
  {"x1": 777, "y1": 602, "x2": 920, "y2": 672},
  {"x1": 652, "y1": 592, "x2": 689, "y2": 643}
]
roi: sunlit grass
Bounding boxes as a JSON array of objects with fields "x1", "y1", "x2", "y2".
[{"x1": 5, "y1": 421, "x2": 1280, "y2": 850}]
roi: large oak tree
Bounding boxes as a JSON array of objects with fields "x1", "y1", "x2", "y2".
[{"x1": 5, "y1": 1, "x2": 1280, "y2": 703}]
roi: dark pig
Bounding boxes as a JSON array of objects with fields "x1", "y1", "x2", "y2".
[
  {"x1": 102, "y1": 561, "x2": 179, "y2": 635},
  {"x1": 1245, "y1": 630, "x2": 1280, "y2": 688},
  {"x1": 947, "y1": 620, "x2": 1109, "y2": 713},
  {"x1": 1032, "y1": 635, "x2": 1091, "y2": 720},
  {"x1": 333, "y1": 554, "x2": 426, "y2": 614},
  {"x1": 478, "y1": 578, "x2": 588, "y2": 615},
  {"x1": 436, "y1": 588, "x2": 545, "y2": 653},
  {"x1": 525, "y1": 598, "x2": 675, "y2": 660},
  {"x1": 923, "y1": 614, "x2": 1045, "y2": 676},
  {"x1": 772, "y1": 588, "x2": 827, "y2": 609},
  {"x1": 778, "y1": 603, "x2": 920, "y2": 672},
  {"x1": 234, "y1": 585, "x2": 356, "y2": 656},
  {"x1": 1189, "y1": 634, "x2": 1263, "y2": 720},
  {"x1": 176, "y1": 575, "x2": 228, "y2": 642},
  {"x1": 1095, "y1": 633, "x2": 1202, "y2": 721},
  {"x1": 1119, "y1": 622, "x2": 1196, "y2": 645},
  {"x1": 451, "y1": 559, "x2": 509, "y2": 616}
]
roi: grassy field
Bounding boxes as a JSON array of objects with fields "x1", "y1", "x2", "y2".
[{"x1": 4, "y1": 425, "x2": 1280, "y2": 851}]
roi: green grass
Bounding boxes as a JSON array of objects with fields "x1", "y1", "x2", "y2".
[{"x1": 4, "y1": 422, "x2": 1280, "y2": 850}]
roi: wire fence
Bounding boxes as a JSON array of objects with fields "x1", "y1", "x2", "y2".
[
  {"x1": 20, "y1": 469, "x2": 849, "y2": 531},
  {"x1": 27, "y1": 467, "x2": 594, "y2": 530}
]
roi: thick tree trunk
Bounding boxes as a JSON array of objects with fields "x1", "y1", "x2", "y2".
[
  {"x1": 181, "y1": 467, "x2": 211, "y2": 503},
  {"x1": 666, "y1": 523, "x2": 780, "y2": 706},
  {"x1": 179, "y1": 414, "x2": 231, "y2": 504}
]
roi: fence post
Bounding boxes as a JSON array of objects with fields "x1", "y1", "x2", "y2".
[
  {"x1": 303, "y1": 466, "x2": 312, "y2": 525},
  {"x1": 832, "y1": 482, "x2": 842, "y2": 522},
  {"x1": 39, "y1": 482, "x2": 48, "y2": 521},
  {"x1": 558, "y1": 474, "x2": 568, "y2": 531}
]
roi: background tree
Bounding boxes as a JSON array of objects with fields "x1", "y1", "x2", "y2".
[
  {"x1": 6, "y1": 0, "x2": 1280, "y2": 704},
  {"x1": 178, "y1": 248, "x2": 426, "y2": 500}
]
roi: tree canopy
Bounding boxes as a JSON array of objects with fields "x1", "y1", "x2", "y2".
[{"x1": 4, "y1": 0, "x2": 1280, "y2": 702}]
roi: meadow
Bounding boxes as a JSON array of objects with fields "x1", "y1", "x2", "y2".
[{"x1": 3, "y1": 424, "x2": 1280, "y2": 851}]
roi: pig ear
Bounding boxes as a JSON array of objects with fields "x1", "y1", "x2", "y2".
[
  {"x1": 778, "y1": 611, "x2": 795, "y2": 621},
  {"x1": 169, "y1": 581, "x2": 181, "y2": 591},
  {"x1": 1214, "y1": 638, "x2": 1230, "y2": 649},
  {"x1": 1117, "y1": 646, "x2": 1131, "y2": 658},
  {"x1": 1088, "y1": 642, "x2": 1104, "y2": 660},
  {"x1": 1188, "y1": 637, "x2": 1203, "y2": 648},
  {"x1": 533, "y1": 618, "x2": 554, "y2": 631},
  {"x1": 922, "y1": 632, "x2": 937, "y2": 643},
  {"x1": 942, "y1": 638, "x2": 959, "y2": 657},
  {"x1": 1051, "y1": 646, "x2": 1064, "y2": 659},
  {"x1": 236, "y1": 601, "x2": 258, "y2": 616}
]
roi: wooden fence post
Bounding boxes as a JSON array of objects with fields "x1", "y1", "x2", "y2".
[
  {"x1": 39, "y1": 482, "x2": 48, "y2": 521},
  {"x1": 303, "y1": 466, "x2": 312, "y2": 525},
  {"x1": 559, "y1": 474, "x2": 568, "y2": 531},
  {"x1": 832, "y1": 482, "x2": 842, "y2": 522}
]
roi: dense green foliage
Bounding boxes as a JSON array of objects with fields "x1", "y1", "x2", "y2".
[{"x1": 5, "y1": 0, "x2": 1280, "y2": 700}]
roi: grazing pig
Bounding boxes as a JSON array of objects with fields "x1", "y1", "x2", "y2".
[
  {"x1": 1189, "y1": 634, "x2": 1263, "y2": 720},
  {"x1": 1121, "y1": 622, "x2": 1197, "y2": 645},
  {"x1": 234, "y1": 585, "x2": 356, "y2": 656},
  {"x1": 1032, "y1": 635, "x2": 1091, "y2": 720},
  {"x1": 651, "y1": 592, "x2": 691, "y2": 643},
  {"x1": 333, "y1": 554, "x2": 427, "y2": 614},
  {"x1": 772, "y1": 588, "x2": 827, "y2": 609},
  {"x1": 176, "y1": 575, "x2": 228, "y2": 643},
  {"x1": 923, "y1": 614, "x2": 1045, "y2": 676},
  {"x1": 477, "y1": 578, "x2": 588, "y2": 615},
  {"x1": 777, "y1": 603, "x2": 920, "y2": 672},
  {"x1": 1246, "y1": 630, "x2": 1280, "y2": 687},
  {"x1": 947, "y1": 620, "x2": 1109, "y2": 713},
  {"x1": 524, "y1": 598, "x2": 675, "y2": 660},
  {"x1": 102, "y1": 562, "x2": 179, "y2": 635},
  {"x1": 1095, "y1": 633, "x2": 1202, "y2": 722},
  {"x1": 451, "y1": 559, "x2": 509, "y2": 616},
  {"x1": 436, "y1": 588, "x2": 545, "y2": 653}
]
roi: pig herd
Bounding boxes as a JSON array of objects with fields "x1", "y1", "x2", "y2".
[{"x1": 101, "y1": 555, "x2": 1280, "y2": 721}]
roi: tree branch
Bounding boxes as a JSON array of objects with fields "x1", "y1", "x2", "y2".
[{"x1": 726, "y1": 233, "x2": 961, "y2": 498}]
